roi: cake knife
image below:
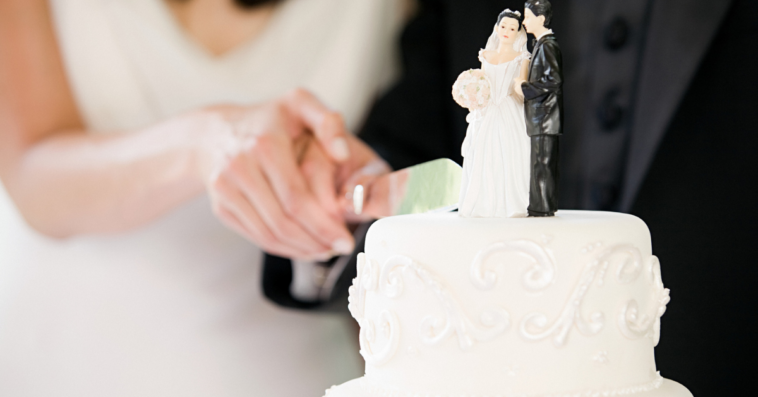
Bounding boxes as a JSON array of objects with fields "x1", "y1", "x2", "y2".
[
  {"x1": 299, "y1": 158, "x2": 462, "y2": 302},
  {"x1": 342, "y1": 158, "x2": 462, "y2": 219}
]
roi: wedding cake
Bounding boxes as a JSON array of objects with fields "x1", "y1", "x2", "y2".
[{"x1": 324, "y1": 211, "x2": 693, "y2": 397}]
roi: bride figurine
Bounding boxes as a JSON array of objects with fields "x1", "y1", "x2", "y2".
[{"x1": 455, "y1": 9, "x2": 532, "y2": 218}]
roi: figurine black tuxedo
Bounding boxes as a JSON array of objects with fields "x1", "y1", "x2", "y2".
[{"x1": 520, "y1": 0, "x2": 562, "y2": 217}]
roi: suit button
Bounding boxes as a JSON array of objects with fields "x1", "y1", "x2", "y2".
[
  {"x1": 597, "y1": 88, "x2": 624, "y2": 131},
  {"x1": 604, "y1": 17, "x2": 630, "y2": 51}
]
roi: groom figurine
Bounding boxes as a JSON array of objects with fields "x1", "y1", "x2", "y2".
[{"x1": 515, "y1": 0, "x2": 562, "y2": 217}]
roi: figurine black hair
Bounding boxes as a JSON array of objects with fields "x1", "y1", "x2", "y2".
[
  {"x1": 497, "y1": 9, "x2": 523, "y2": 29},
  {"x1": 524, "y1": 0, "x2": 553, "y2": 27}
]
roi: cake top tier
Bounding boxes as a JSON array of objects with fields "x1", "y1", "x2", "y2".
[{"x1": 352, "y1": 210, "x2": 667, "y2": 396}]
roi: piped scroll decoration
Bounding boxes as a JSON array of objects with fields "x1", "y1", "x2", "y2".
[
  {"x1": 519, "y1": 244, "x2": 647, "y2": 347},
  {"x1": 607, "y1": 245, "x2": 643, "y2": 284},
  {"x1": 519, "y1": 258, "x2": 605, "y2": 346},
  {"x1": 348, "y1": 253, "x2": 378, "y2": 320},
  {"x1": 352, "y1": 253, "x2": 510, "y2": 352},
  {"x1": 379, "y1": 254, "x2": 411, "y2": 298},
  {"x1": 349, "y1": 253, "x2": 510, "y2": 363},
  {"x1": 350, "y1": 254, "x2": 400, "y2": 365},
  {"x1": 380, "y1": 255, "x2": 510, "y2": 350},
  {"x1": 359, "y1": 310, "x2": 400, "y2": 366},
  {"x1": 349, "y1": 238, "x2": 670, "y2": 359},
  {"x1": 618, "y1": 256, "x2": 670, "y2": 346},
  {"x1": 470, "y1": 240, "x2": 556, "y2": 291}
]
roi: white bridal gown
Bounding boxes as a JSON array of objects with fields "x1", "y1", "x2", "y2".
[
  {"x1": 459, "y1": 51, "x2": 532, "y2": 218},
  {"x1": 0, "y1": 0, "x2": 402, "y2": 396}
]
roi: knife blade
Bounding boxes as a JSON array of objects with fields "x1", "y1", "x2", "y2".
[{"x1": 342, "y1": 158, "x2": 462, "y2": 219}]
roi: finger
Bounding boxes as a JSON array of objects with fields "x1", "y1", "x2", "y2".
[
  {"x1": 210, "y1": 175, "x2": 314, "y2": 259},
  {"x1": 218, "y1": 205, "x2": 328, "y2": 260},
  {"x1": 333, "y1": 134, "x2": 391, "y2": 186},
  {"x1": 226, "y1": 153, "x2": 332, "y2": 256},
  {"x1": 281, "y1": 88, "x2": 350, "y2": 162},
  {"x1": 300, "y1": 142, "x2": 340, "y2": 219},
  {"x1": 252, "y1": 132, "x2": 355, "y2": 255},
  {"x1": 214, "y1": 203, "x2": 310, "y2": 259}
]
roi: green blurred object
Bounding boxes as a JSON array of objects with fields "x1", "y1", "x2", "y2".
[
  {"x1": 396, "y1": 158, "x2": 462, "y2": 215},
  {"x1": 355, "y1": 158, "x2": 462, "y2": 218}
]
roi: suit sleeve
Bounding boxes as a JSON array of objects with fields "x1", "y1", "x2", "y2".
[
  {"x1": 521, "y1": 41, "x2": 563, "y2": 101},
  {"x1": 359, "y1": 0, "x2": 464, "y2": 170}
]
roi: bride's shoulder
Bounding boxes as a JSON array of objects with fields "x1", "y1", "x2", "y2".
[{"x1": 479, "y1": 49, "x2": 496, "y2": 63}]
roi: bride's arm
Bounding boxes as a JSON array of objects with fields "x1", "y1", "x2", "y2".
[
  {"x1": 513, "y1": 59, "x2": 531, "y2": 98},
  {"x1": 0, "y1": 0, "x2": 166, "y2": 237},
  {"x1": 0, "y1": 0, "x2": 355, "y2": 259},
  {"x1": 519, "y1": 59, "x2": 530, "y2": 81}
]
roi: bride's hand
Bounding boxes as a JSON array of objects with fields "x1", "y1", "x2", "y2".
[
  {"x1": 513, "y1": 78, "x2": 525, "y2": 97},
  {"x1": 195, "y1": 89, "x2": 356, "y2": 260},
  {"x1": 297, "y1": 132, "x2": 391, "y2": 225}
]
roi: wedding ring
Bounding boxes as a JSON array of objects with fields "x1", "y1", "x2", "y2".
[{"x1": 353, "y1": 185, "x2": 364, "y2": 215}]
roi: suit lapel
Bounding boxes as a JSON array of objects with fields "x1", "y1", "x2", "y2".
[
  {"x1": 621, "y1": 0, "x2": 732, "y2": 211},
  {"x1": 530, "y1": 37, "x2": 542, "y2": 58},
  {"x1": 528, "y1": 34, "x2": 552, "y2": 80},
  {"x1": 528, "y1": 40, "x2": 539, "y2": 80}
]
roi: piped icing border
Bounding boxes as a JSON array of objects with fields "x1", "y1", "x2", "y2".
[{"x1": 351, "y1": 373, "x2": 665, "y2": 397}]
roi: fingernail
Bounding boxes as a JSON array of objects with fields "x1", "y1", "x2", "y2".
[
  {"x1": 331, "y1": 138, "x2": 349, "y2": 161},
  {"x1": 332, "y1": 238, "x2": 354, "y2": 254}
]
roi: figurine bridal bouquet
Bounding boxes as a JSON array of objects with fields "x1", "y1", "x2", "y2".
[{"x1": 452, "y1": 69, "x2": 491, "y2": 111}]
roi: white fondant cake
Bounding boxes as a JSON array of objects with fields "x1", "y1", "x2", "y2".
[{"x1": 325, "y1": 211, "x2": 692, "y2": 397}]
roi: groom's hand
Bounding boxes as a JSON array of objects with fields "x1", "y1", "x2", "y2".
[{"x1": 201, "y1": 89, "x2": 357, "y2": 260}]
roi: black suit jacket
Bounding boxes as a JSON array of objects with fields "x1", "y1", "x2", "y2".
[
  {"x1": 264, "y1": 1, "x2": 758, "y2": 395},
  {"x1": 522, "y1": 34, "x2": 563, "y2": 137}
]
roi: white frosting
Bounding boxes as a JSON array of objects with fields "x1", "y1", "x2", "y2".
[
  {"x1": 324, "y1": 377, "x2": 693, "y2": 397},
  {"x1": 334, "y1": 211, "x2": 691, "y2": 397}
]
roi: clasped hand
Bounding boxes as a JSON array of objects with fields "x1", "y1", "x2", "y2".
[
  {"x1": 513, "y1": 78, "x2": 525, "y2": 97},
  {"x1": 195, "y1": 89, "x2": 387, "y2": 261}
]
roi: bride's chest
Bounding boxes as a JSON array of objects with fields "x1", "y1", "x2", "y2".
[{"x1": 484, "y1": 62, "x2": 519, "y2": 88}]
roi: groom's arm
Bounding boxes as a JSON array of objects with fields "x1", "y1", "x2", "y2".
[
  {"x1": 262, "y1": 222, "x2": 373, "y2": 312},
  {"x1": 521, "y1": 41, "x2": 563, "y2": 101}
]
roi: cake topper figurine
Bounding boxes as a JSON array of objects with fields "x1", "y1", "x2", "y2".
[
  {"x1": 514, "y1": 0, "x2": 563, "y2": 217},
  {"x1": 453, "y1": 8, "x2": 532, "y2": 218}
]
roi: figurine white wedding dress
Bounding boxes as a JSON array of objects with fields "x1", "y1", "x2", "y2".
[
  {"x1": 459, "y1": 50, "x2": 531, "y2": 218},
  {"x1": 0, "y1": 0, "x2": 402, "y2": 396}
]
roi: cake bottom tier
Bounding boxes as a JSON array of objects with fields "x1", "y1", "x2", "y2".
[{"x1": 323, "y1": 377, "x2": 693, "y2": 397}]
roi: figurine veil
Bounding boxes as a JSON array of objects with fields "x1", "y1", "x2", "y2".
[{"x1": 483, "y1": 10, "x2": 528, "y2": 54}]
